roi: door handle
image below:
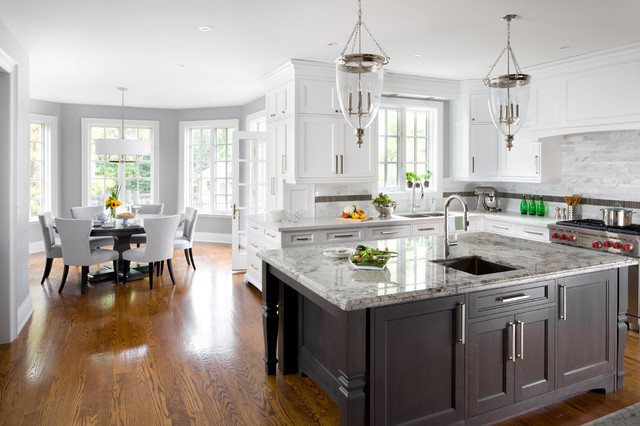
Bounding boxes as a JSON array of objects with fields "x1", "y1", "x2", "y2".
[
  {"x1": 472, "y1": 156, "x2": 475, "y2": 173},
  {"x1": 418, "y1": 227, "x2": 435, "y2": 232},
  {"x1": 560, "y1": 285, "x2": 567, "y2": 321},
  {"x1": 232, "y1": 203, "x2": 238, "y2": 220},
  {"x1": 335, "y1": 155, "x2": 339, "y2": 175},
  {"x1": 282, "y1": 155, "x2": 286, "y2": 174},
  {"x1": 535, "y1": 155, "x2": 539, "y2": 175},
  {"x1": 517, "y1": 321, "x2": 524, "y2": 360},
  {"x1": 458, "y1": 303, "x2": 465, "y2": 344},
  {"x1": 380, "y1": 231, "x2": 398, "y2": 235},
  {"x1": 508, "y1": 322, "x2": 515, "y2": 362},
  {"x1": 270, "y1": 177, "x2": 276, "y2": 195},
  {"x1": 340, "y1": 154, "x2": 344, "y2": 174}
]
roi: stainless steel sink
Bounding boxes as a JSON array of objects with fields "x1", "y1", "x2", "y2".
[
  {"x1": 431, "y1": 256, "x2": 517, "y2": 275},
  {"x1": 397, "y1": 212, "x2": 445, "y2": 218}
]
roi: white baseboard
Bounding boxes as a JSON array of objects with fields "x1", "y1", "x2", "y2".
[
  {"x1": 17, "y1": 294, "x2": 33, "y2": 336},
  {"x1": 30, "y1": 241, "x2": 44, "y2": 254},
  {"x1": 194, "y1": 232, "x2": 231, "y2": 244}
]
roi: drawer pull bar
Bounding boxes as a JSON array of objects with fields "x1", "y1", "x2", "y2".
[
  {"x1": 560, "y1": 285, "x2": 567, "y2": 321},
  {"x1": 498, "y1": 294, "x2": 531, "y2": 303},
  {"x1": 517, "y1": 321, "x2": 524, "y2": 360},
  {"x1": 380, "y1": 231, "x2": 398, "y2": 235},
  {"x1": 334, "y1": 234, "x2": 355, "y2": 238},
  {"x1": 250, "y1": 243, "x2": 259, "y2": 249},
  {"x1": 250, "y1": 264, "x2": 258, "y2": 270},
  {"x1": 295, "y1": 237, "x2": 310, "y2": 241},
  {"x1": 418, "y1": 227, "x2": 435, "y2": 232},
  {"x1": 508, "y1": 322, "x2": 515, "y2": 362},
  {"x1": 266, "y1": 232, "x2": 276, "y2": 238},
  {"x1": 523, "y1": 230, "x2": 544, "y2": 236},
  {"x1": 492, "y1": 225, "x2": 510, "y2": 230},
  {"x1": 458, "y1": 303, "x2": 465, "y2": 344},
  {"x1": 250, "y1": 225, "x2": 259, "y2": 230}
]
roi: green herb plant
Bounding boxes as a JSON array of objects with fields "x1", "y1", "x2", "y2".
[{"x1": 372, "y1": 192, "x2": 393, "y2": 205}]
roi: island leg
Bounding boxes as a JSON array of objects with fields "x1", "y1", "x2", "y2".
[
  {"x1": 263, "y1": 262, "x2": 280, "y2": 375},
  {"x1": 617, "y1": 266, "x2": 630, "y2": 388},
  {"x1": 337, "y1": 309, "x2": 368, "y2": 426}
]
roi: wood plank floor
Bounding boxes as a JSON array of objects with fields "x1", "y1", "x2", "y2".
[{"x1": 0, "y1": 242, "x2": 638, "y2": 425}]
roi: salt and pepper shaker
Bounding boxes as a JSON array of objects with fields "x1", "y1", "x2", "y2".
[
  {"x1": 555, "y1": 207, "x2": 562, "y2": 221},
  {"x1": 561, "y1": 207, "x2": 567, "y2": 220}
]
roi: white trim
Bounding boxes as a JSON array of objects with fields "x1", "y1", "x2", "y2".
[
  {"x1": 178, "y1": 118, "x2": 240, "y2": 213},
  {"x1": 30, "y1": 240, "x2": 45, "y2": 254},
  {"x1": 29, "y1": 114, "x2": 59, "y2": 220},
  {"x1": 193, "y1": 231, "x2": 232, "y2": 244},
  {"x1": 246, "y1": 109, "x2": 266, "y2": 131},
  {"x1": 17, "y1": 294, "x2": 33, "y2": 337},
  {"x1": 0, "y1": 47, "x2": 16, "y2": 72},
  {"x1": 81, "y1": 117, "x2": 160, "y2": 206}
]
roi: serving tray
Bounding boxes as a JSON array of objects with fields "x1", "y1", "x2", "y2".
[{"x1": 334, "y1": 217, "x2": 373, "y2": 223}]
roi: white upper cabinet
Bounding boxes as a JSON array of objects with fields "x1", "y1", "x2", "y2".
[
  {"x1": 469, "y1": 124, "x2": 499, "y2": 178},
  {"x1": 297, "y1": 79, "x2": 342, "y2": 116},
  {"x1": 266, "y1": 80, "x2": 295, "y2": 121},
  {"x1": 470, "y1": 93, "x2": 492, "y2": 123},
  {"x1": 297, "y1": 115, "x2": 340, "y2": 179}
]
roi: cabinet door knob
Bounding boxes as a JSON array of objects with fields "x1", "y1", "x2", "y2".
[{"x1": 270, "y1": 113, "x2": 276, "y2": 118}]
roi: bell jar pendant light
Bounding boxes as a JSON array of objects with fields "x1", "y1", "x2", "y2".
[
  {"x1": 95, "y1": 87, "x2": 151, "y2": 163},
  {"x1": 483, "y1": 14, "x2": 531, "y2": 151},
  {"x1": 336, "y1": 0, "x2": 389, "y2": 148}
]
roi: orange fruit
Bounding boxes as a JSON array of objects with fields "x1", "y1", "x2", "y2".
[{"x1": 351, "y1": 213, "x2": 359, "y2": 219}]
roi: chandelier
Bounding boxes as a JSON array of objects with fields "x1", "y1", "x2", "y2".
[
  {"x1": 483, "y1": 14, "x2": 531, "y2": 151},
  {"x1": 335, "y1": 0, "x2": 389, "y2": 148}
]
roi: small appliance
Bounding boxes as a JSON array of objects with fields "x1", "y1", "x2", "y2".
[{"x1": 474, "y1": 186, "x2": 501, "y2": 212}]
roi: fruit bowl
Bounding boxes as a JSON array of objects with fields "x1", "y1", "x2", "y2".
[
  {"x1": 116, "y1": 212, "x2": 136, "y2": 225},
  {"x1": 374, "y1": 202, "x2": 397, "y2": 218}
]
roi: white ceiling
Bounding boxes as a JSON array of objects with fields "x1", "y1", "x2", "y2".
[{"x1": 0, "y1": 0, "x2": 639, "y2": 109}]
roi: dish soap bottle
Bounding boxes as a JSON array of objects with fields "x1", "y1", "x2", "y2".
[
  {"x1": 537, "y1": 196, "x2": 545, "y2": 216},
  {"x1": 520, "y1": 194, "x2": 528, "y2": 215},
  {"x1": 528, "y1": 195, "x2": 537, "y2": 215}
]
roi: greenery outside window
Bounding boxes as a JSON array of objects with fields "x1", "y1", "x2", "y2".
[{"x1": 29, "y1": 114, "x2": 58, "y2": 221}]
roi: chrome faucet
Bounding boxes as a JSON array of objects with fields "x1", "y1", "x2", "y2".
[
  {"x1": 411, "y1": 182, "x2": 424, "y2": 213},
  {"x1": 444, "y1": 195, "x2": 469, "y2": 257}
]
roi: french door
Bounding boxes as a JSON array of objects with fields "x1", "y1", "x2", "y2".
[{"x1": 231, "y1": 131, "x2": 268, "y2": 271}]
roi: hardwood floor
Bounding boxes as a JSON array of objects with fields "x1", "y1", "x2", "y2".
[{"x1": 1, "y1": 243, "x2": 639, "y2": 425}]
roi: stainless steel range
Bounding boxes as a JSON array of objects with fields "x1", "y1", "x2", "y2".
[{"x1": 548, "y1": 219, "x2": 640, "y2": 330}]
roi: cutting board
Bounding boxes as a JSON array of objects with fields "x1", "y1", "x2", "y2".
[{"x1": 334, "y1": 216, "x2": 373, "y2": 223}]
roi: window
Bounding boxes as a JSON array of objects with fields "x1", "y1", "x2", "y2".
[
  {"x1": 247, "y1": 110, "x2": 266, "y2": 131},
  {"x1": 29, "y1": 114, "x2": 57, "y2": 220},
  {"x1": 377, "y1": 99, "x2": 443, "y2": 194},
  {"x1": 81, "y1": 118, "x2": 159, "y2": 207},
  {"x1": 179, "y1": 119, "x2": 239, "y2": 214}
]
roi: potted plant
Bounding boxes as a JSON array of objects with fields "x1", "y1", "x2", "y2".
[
  {"x1": 372, "y1": 192, "x2": 397, "y2": 218},
  {"x1": 406, "y1": 171, "x2": 418, "y2": 188},
  {"x1": 421, "y1": 171, "x2": 432, "y2": 188}
]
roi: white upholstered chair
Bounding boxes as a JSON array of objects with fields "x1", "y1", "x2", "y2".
[
  {"x1": 56, "y1": 218, "x2": 120, "y2": 295},
  {"x1": 38, "y1": 212, "x2": 62, "y2": 285},
  {"x1": 122, "y1": 215, "x2": 180, "y2": 289},
  {"x1": 69, "y1": 205, "x2": 114, "y2": 248},
  {"x1": 130, "y1": 203, "x2": 165, "y2": 246},
  {"x1": 174, "y1": 207, "x2": 198, "y2": 269}
]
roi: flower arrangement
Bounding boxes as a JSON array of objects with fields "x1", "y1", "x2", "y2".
[{"x1": 105, "y1": 185, "x2": 122, "y2": 220}]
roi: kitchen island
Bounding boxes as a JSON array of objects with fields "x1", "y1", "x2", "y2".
[{"x1": 259, "y1": 233, "x2": 638, "y2": 425}]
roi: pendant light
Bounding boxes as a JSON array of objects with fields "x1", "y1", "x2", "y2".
[
  {"x1": 483, "y1": 14, "x2": 531, "y2": 151},
  {"x1": 336, "y1": 0, "x2": 389, "y2": 148},
  {"x1": 95, "y1": 87, "x2": 151, "y2": 163}
]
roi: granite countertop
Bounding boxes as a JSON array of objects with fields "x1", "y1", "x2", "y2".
[{"x1": 258, "y1": 232, "x2": 637, "y2": 311}]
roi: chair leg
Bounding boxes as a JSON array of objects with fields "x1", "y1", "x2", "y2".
[
  {"x1": 113, "y1": 260, "x2": 119, "y2": 284},
  {"x1": 189, "y1": 248, "x2": 196, "y2": 270},
  {"x1": 81, "y1": 266, "x2": 89, "y2": 295},
  {"x1": 161, "y1": 260, "x2": 164, "y2": 275},
  {"x1": 149, "y1": 262, "x2": 154, "y2": 290},
  {"x1": 58, "y1": 265, "x2": 69, "y2": 293},
  {"x1": 41, "y1": 257, "x2": 54, "y2": 284},
  {"x1": 123, "y1": 261, "x2": 130, "y2": 285},
  {"x1": 184, "y1": 249, "x2": 190, "y2": 266},
  {"x1": 156, "y1": 261, "x2": 162, "y2": 277},
  {"x1": 167, "y1": 259, "x2": 176, "y2": 285}
]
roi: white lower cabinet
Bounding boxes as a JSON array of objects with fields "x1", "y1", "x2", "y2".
[
  {"x1": 246, "y1": 221, "x2": 281, "y2": 291},
  {"x1": 367, "y1": 225, "x2": 412, "y2": 241},
  {"x1": 412, "y1": 221, "x2": 444, "y2": 237},
  {"x1": 484, "y1": 216, "x2": 551, "y2": 242},
  {"x1": 516, "y1": 223, "x2": 550, "y2": 242},
  {"x1": 484, "y1": 219, "x2": 516, "y2": 236}
]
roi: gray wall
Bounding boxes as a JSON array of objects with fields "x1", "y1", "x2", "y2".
[{"x1": 30, "y1": 96, "x2": 266, "y2": 238}]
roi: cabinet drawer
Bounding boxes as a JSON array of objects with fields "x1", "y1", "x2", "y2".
[
  {"x1": 248, "y1": 222, "x2": 264, "y2": 238},
  {"x1": 263, "y1": 228, "x2": 281, "y2": 245},
  {"x1": 367, "y1": 225, "x2": 411, "y2": 240},
  {"x1": 468, "y1": 280, "x2": 556, "y2": 319},
  {"x1": 282, "y1": 231, "x2": 318, "y2": 247},
  {"x1": 247, "y1": 246, "x2": 262, "y2": 276},
  {"x1": 412, "y1": 221, "x2": 444, "y2": 237},
  {"x1": 516, "y1": 224, "x2": 550, "y2": 242},
  {"x1": 320, "y1": 228, "x2": 365, "y2": 244},
  {"x1": 485, "y1": 219, "x2": 516, "y2": 236}
]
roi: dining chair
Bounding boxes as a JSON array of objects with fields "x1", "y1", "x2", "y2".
[
  {"x1": 38, "y1": 212, "x2": 63, "y2": 285},
  {"x1": 122, "y1": 215, "x2": 180, "y2": 289},
  {"x1": 69, "y1": 205, "x2": 115, "y2": 248},
  {"x1": 173, "y1": 207, "x2": 198, "y2": 270},
  {"x1": 56, "y1": 218, "x2": 120, "y2": 295},
  {"x1": 130, "y1": 203, "x2": 165, "y2": 246}
]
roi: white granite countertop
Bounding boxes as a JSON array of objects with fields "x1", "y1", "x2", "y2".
[
  {"x1": 258, "y1": 232, "x2": 637, "y2": 311},
  {"x1": 480, "y1": 210, "x2": 557, "y2": 225}
]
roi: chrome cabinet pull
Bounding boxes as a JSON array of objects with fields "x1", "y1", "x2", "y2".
[
  {"x1": 335, "y1": 155, "x2": 339, "y2": 174},
  {"x1": 523, "y1": 230, "x2": 544, "y2": 236},
  {"x1": 498, "y1": 294, "x2": 531, "y2": 303},
  {"x1": 250, "y1": 264, "x2": 258, "y2": 270},
  {"x1": 270, "y1": 177, "x2": 275, "y2": 195},
  {"x1": 250, "y1": 243, "x2": 259, "y2": 249},
  {"x1": 270, "y1": 113, "x2": 276, "y2": 118},
  {"x1": 517, "y1": 321, "x2": 524, "y2": 360},
  {"x1": 380, "y1": 231, "x2": 398, "y2": 235},
  {"x1": 472, "y1": 156, "x2": 475, "y2": 173},
  {"x1": 418, "y1": 227, "x2": 435, "y2": 232},
  {"x1": 334, "y1": 234, "x2": 355, "y2": 238},
  {"x1": 459, "y1": 303, "x2": 465, "y2": 344},
  {"x1": 295, "y1": 237, "x2": 310, "y2": 241},
  {"x1": 560, "y1": 285, "x2": 567, "y2": 320},
  {"x1": 493, "y1": 225, "x2": 509, "y2": 230},
  {"x1": 509, "y1": 322, "x2": 516, "y2": 362},
  {"x1": 535, "y1": 155, "x2": 539, "y2": 175},
  {"x1": 266, "y1": 232, "x2": 276, "y2": 238},
  {"x1": 281, "y1": 155, "x2": 286, "y2": 174},
  {"x1": 250, "y1": 225, "x2": 259, "y2": 230},
  {"x1": 340, "y1": 155, "x2": 344, "y2": 174}
]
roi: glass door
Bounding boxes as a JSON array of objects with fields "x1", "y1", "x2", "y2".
[{"x1": 231, "y1": 131, "x2": 267, "y2": 271}]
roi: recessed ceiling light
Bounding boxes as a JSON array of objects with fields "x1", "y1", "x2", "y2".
[
  {"x1": 327, "y1": 42, "x2": 338, "y2": 46},
  {"x1": 198, "y1": 26, "x2": 213, "y2": 32},
  {"x1": 412, "y1": 54, "x2": 424, "y2": 59},
  {"x1": 560, "y1": 45, "x2": 571, "y2": 50}
]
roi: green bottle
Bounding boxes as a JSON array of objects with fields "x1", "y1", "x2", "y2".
[
  {"x1": 520, "y1": 194, "x2": 528, "y2": 215},
  {"x1": 537, "y1": 196, "x2": 545, "y2": 216},
  {"x1": 528, "y1": 195, "x2": 536, "y2": 215}
]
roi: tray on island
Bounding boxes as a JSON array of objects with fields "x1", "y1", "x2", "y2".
[{"x1": 334, "y1": 216, "x2": 373, "y2": 223}]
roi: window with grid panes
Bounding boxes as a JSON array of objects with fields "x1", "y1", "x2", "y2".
[
  {"x1": 377, "y1": 106, "x2": 434, "y2": 191},
  {"x1": 85, "y1": 119, "x2": 156, "y2": 207},
  {"x1": 185, "y1": 121, "x2": 236, "y2": 213},
  {"x1": 29, "y1": 115, "x2": 57, "y2": 220}
]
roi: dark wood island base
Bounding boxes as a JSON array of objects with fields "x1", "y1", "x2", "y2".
[{"x1": 262, "y1": 261, "x2": 631, "y2": 426}]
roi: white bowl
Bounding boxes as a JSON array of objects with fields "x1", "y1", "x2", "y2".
[{"x1": 270, "y1": 209, "x2": 284, "y2": 222}]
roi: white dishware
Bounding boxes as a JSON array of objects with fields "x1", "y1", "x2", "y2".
[
  {"x1": 270, "y1": 209, "x2": 284, "y2": 222},
  {"x1": 323, "y1": 247, "x2": 353, "y2": 258}
]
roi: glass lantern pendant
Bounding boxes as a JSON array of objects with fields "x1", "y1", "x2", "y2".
[
  {"x1": 336, "y1": 0, "x2": 389, "y2": 148},
  {"x1": 483, "y1": 14, "x2": 531, "y2": 151}
]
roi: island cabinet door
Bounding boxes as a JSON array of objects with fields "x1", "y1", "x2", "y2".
[
  {"x1": 371, "y1": 295, "x2": 465, "y2": 426},
  {"x1": 557, "y1": 270, "x2": 617, "y2": 388}
]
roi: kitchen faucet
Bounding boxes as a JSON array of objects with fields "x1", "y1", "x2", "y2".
[
  {"x1": 411, "y1": 182, "x2": 424, "y2": 213},
  {"x1": 444, "y1": 195, "x2": 469, "y2": 257}
]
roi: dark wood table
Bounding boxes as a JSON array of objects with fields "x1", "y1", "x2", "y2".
[{"x1": 89, "y1": 219, "x2": 147, "y2": 282}]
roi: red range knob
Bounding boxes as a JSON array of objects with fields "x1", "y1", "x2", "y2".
[
  {"x1": 623, "y1": 244, "x2": 633, "y2": 251},
  {"x1": 551, "y1": 232, "x2": 559, "y2": 239},
  {"x1": 603, "y1": 241, "x2": 612, "y2": 248},
  {"x1": 592, "y1": 241, "x2": 602, "y2": 248},
  {"x1": 567, "y1": 235, "x2": 576, "y2": 242},
  {"x1": 559, "y1": 234, "x2": 567, "y2": 240},
  {"x1": 613, "y1": 242, "x2": 622, "y2": 249}
]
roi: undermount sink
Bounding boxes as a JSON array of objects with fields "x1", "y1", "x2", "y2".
[
  {"x1": 431, "y1": 256, "x2": 517, "y2": 276},
  {"x1": 397, "y1": 212, "x2": 445, "y2": 218}
]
